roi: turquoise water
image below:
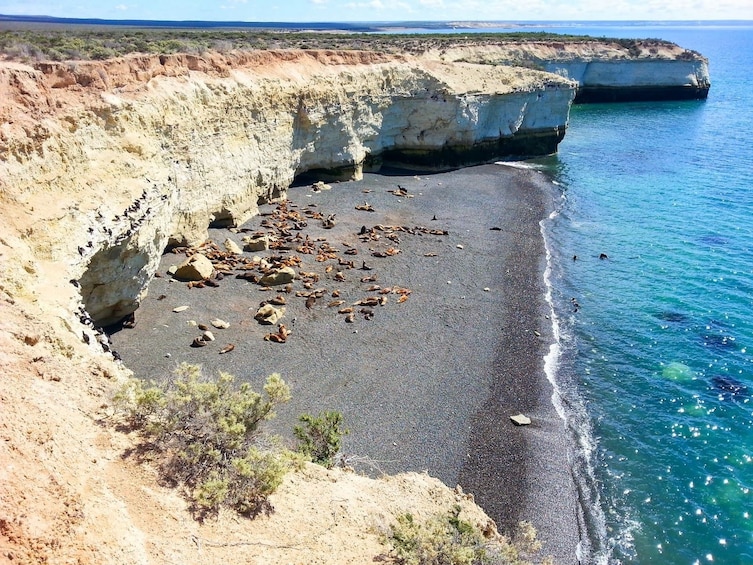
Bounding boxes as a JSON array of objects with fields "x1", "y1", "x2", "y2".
[{"x1": 536, "y1": 25, "x2": 753, "y2": 564}]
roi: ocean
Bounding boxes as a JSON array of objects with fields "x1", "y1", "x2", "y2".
[{"x1": 527, "y1": 23, "x2": 753, "y2": 564}]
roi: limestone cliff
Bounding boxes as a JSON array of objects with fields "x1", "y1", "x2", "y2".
[
  {"x1": 431, "y1": 39, "x2": 710, "y2": 102},
  {"x1": 0, "y1": 49, "x2": 574, "y2": 326}
]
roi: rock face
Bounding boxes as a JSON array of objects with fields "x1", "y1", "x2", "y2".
[
  {"x1": 0, "y1": 49, "x2": 575, "y2": 326},
  {"x1": 434, "y1": 39, "x2": 710, "y2": 103}
]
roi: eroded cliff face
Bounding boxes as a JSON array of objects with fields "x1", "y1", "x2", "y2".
[
  {"x1": 0, "y1": 49, "x2": 574, "y2": 564},
  {"x1": 433, "y1": 39, "x2": 711, "y2": 102},
  {"x1": 1, "y1": 49, "x2": 574, "y2": 326}
]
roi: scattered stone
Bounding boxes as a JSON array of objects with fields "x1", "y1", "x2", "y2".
[
  {"x1": 242, "y1": 234, "x2": 269, "y2": 252},
  {"x1": 456, "y1": 244, "x2": 464, "y2": 249},
  {"x1": 167, "y1": 265, "x2": 178, "y2": 275},
  {"x1": 172, "y1": 305, "x2": 190, "y2": 313},
  {"x1": 224, "y1": 238, "x2": 243, "y2": 255},
  {"x1": 211, "y1": 318, "x2": 230, "y2": 329},
  {"x1": 191, "y1": 337, "x2": 207, "y2": 348},
  {"x1": 255, "y1": 304, "x2": 285, "y2": 325},
  {"x1": 202, "y1": 330, "x2": 215, "y2": 342},
  {"x1": 174, "y1": 254, "x2": 214, "y2": 281},
  {"x1": 259, "y1": 266, "x2": 296, "y2": 287},
  {"x1": 219, "y1": 343, "x2": 235, "y2": 354},
  {"x1": 510, "y1": 414, "x2": 532, "y2": 426},
  {"x1": 312, "y1": 180, "x2": 331, "y2": 192},
  {"x1": 483, "y1": 287, "x2": 490, "y2": 292}
]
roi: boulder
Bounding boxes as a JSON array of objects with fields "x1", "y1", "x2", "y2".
[
  {"x1": 224, "y1": 238, "x2": 243, "y2": 255},
  {"x1": 242, "y1": 235, "x2": 270, "y2": 252},
  {"x1": 259, "y1": 266, "x2": 295, "y2": 287},
  {"x1": 173, "y1": 254, "x2": 214, "y2": 281},
  {"x1": 254, "y1": 304, "x2": 285, "y2": 325},
  {"x1": 510, "y1": 414, "x2": 532, "y2": 426}
]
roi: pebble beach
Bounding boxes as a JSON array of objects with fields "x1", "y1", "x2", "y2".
[{"x1": 109, "y1": 163, "x2": 581, "y2": 563}]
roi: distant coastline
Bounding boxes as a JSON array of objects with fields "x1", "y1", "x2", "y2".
[{"x1": 1, "y1": 13, "x2": 751, "y2": 32}]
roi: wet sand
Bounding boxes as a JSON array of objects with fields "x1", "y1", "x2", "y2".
[{"x1": 109, "y1": 163, "x2": 581, "y2": 563}]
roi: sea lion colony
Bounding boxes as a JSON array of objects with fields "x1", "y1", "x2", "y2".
[{"x1": 110, "y1": 182, "x2": 450, "y2": 354}]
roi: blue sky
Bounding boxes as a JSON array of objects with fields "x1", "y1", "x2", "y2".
[{"x1": 1, "y1": 0, "x2": 751, "y2": 22}]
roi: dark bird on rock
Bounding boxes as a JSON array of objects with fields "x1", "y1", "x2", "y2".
[{"x1": 122, "y1": 312, "x2": 137, "y2": 329}]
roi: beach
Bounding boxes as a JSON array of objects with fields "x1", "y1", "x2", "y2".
[{"x1": 109, "y1": 163, "x2": 581, "y2": 563}]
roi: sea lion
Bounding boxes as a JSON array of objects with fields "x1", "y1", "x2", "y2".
[{"x1": 711, "y1": 375, "x2": 749, "y2": 400}]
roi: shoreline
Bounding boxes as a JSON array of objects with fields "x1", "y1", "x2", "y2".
[{"x1": 109, "y1": 163, "x2": 581, "y2": 563}]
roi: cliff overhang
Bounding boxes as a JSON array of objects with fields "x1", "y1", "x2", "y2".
[{"x1": 428, "y1": 38, "x2": 710, "y2": 103}]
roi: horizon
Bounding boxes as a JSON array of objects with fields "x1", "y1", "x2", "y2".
[
  {"x1": 2, "y1": 13, "x2": 752, "y2": 27},
  {"x1": 0, "y1": 0, "x2": 751, "y2": 23}
]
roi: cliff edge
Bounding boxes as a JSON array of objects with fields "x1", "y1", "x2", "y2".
[{"x1": 0, "y1": 48, "x2": 573, "y2": 564}]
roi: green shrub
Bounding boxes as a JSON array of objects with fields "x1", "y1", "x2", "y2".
[
  {"x1": 386, "y1": 507, "x2": 549, "y2": 565},
  {"x1": 115, "y1": 363, "x2": 295, "y2": 518},
  {"x1": 294, "y1": 410, "x2": 349, "y2": 468}
]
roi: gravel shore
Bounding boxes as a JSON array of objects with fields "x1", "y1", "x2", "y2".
[{"x1": 109, "y1": 163, "x2": 581, "y2": 563}]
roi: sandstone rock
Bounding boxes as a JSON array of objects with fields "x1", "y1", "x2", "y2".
[
  {"x1": 242, "y1": 235, "x2": 270, "y2": 252},
  {"x1": 312, "y1": 180, "x2": 332, "y2": 191},
  {"x1": 259, "y1": 266, "x2": 296, "y2": 287},
  {"x1": 255, "y1": 304, "x2": 285, "y2": 325},
  {"x1": 224, "y1": 238, "x2": 243, "y2": 255},
  {"x1": 174, "y1": 254, "x2": 213, "y2": 281},
  {"x1": 211, "y1": 318, "x2": 230, "y2": 329},
  {"x1": 510, "y1": 414, "x2": 532, "y2": 426}
]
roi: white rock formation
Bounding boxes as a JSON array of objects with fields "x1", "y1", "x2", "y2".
[
  {"x1": 0, "y1": 50, "x2": 575, "y2": 326},
  {"x1": 435, "y1": 39, "x2": 710, "y2": 102}
]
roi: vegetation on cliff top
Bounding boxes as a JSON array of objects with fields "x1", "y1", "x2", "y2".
[
  {"x1": 115, "y1": 363, "x2": 299, "y2": 518},
  {"x1": 0, "y1": 25, "x2": 686, "y2": 63}
]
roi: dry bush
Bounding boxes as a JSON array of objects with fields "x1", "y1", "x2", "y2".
[{"x1": 116, "y1": 363, "x2": 299, "y2": 518}]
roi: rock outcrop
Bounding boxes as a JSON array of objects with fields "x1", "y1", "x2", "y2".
[
  {"x1": 1, "y1": 49, "x2": 575, "y2": 326},
  {"x1": 433, "y1": 39, "x2": 710, "y2": 102}
]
